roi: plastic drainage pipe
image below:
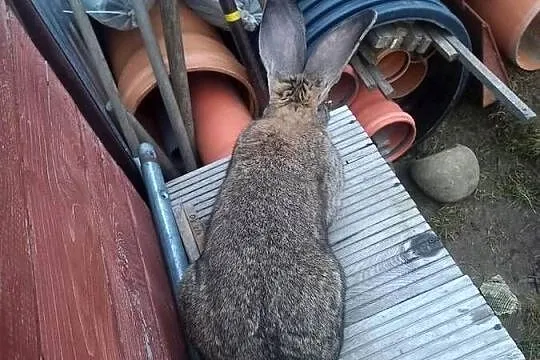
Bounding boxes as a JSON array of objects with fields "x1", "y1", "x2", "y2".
[{"x1": 298, "y1": 0, "x2": 472, "y2": 143}]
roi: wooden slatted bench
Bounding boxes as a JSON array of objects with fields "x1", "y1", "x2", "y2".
[{"x1": 167, "y1": 106, "x2": 525, "y2": 360}]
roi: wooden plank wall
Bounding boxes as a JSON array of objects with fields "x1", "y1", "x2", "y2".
[{"x1": 0, "y1": 3, "x2": 186, "y2": 358}]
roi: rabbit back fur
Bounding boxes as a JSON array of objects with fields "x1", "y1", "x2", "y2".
[
  {"x1": 180, "y1": 99, "x2": 345, "y2": 360},
  {"x1": 179, "y1": 2, "x2": 377, "y2": 359}
]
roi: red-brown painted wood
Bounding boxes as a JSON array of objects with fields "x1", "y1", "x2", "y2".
[
  {"x1": 0, "y1": 2, "x2": 41, "y2": 358},
  {"x1": 0, "y1": 4, "x2": 186, "y2": 358}
]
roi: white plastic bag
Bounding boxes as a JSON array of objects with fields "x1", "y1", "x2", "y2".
[
  {"x1": 184, "y1": 0, "x2": 263, "y2": 32},
  {"x1": 80, "y1": 0, "x2": 156, "y2": 31}
]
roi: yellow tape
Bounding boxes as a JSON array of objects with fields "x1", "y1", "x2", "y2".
[{"x1": 224, "y1": 10, "x2": 241, "y2": 23}]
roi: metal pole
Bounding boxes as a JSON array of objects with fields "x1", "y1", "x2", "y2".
[
  {"x1": 131, "y1": 0, "x2": 198, "y2": 171},
  {"x1": 139, "y1": 143, "x2": 189, "y2": 299},
  {"x1": 127, "y1": 112, "x2": 180, "y2": 179},
  {"x1": 159, "y1": 0, "x2": 196, "y2": 149},
  {"x1": 67, "y1": 0, "x2": 139, "y2": 155},
  {"x1": 219, "y1": 0, "x2": 269, "y2": 113},
  {"x1": 430, "y1": 29, "x2": 536, "y2": 122}
]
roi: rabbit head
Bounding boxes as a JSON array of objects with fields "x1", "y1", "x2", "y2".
[{"x1": 259, "y1": 0, "x2": 377, "y2": 119}]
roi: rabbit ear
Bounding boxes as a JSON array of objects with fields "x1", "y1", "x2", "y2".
[
  {"x1": 304, "y1": 10, "x2": 377, "y2": 100},
  {"x1": 258, "y1": 0, "x2": 306, "y2": 80}
]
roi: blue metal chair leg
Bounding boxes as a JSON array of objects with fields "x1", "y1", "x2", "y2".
[{"x1": 138, "y1": 142, "x2": 189, "y2": 300}]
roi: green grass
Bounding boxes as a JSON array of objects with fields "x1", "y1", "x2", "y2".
[
  {"x1": 485, "y1": 100, "x2": 540, "y2": 211},
  {"x1": 496, "y1": 169, "x2": 540, "y2": 211},
  {"x1": 519, "y1": 297, "x2": 540, "y2": 360},
  {"x1": 472, "y1": 108, "x2": 540, "y2": 211},
  {"x1": 428, "y1": 205, "x2": 468, "y2": 242},
  {"x1": 413, "y1": 66, "x2": 539, "y2": 359},
  {"x1": 491, "y1": 110, "x2": 540, "y2": 162}
]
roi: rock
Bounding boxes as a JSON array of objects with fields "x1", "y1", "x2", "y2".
[
  {"x1": 480, "y1": 275, "x2": 522, "y2": 341},
  {"x1": 410, "y1": 144, "x2": 480, "y2": 203},
  {"x1": 480, "y1": 275, "x2": 520, "y2": 317}
]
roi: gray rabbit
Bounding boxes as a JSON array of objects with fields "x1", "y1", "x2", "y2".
[{"x1": 179, "y1": 2, "x2": 376, "y2": 359}]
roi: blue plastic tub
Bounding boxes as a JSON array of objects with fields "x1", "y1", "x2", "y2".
[{"x1": 298, "y1": 0, "x2": 472, "y2": 143}]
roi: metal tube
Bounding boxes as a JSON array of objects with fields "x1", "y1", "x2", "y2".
[
  {"x1": 425, "y1": 27, "x2": 459, "y2": 61},
  {"x1": 67, "y1": 0, "x2": 139, "y2": 155},
  {"x1": 127, "y1": 112, "x2": 180, "y2": 179},
  {"x1": 441, "y1": 32, "x2": 536, "y2": 122},
  {"x1": 139, "y1": 143, "x2": 189, "y2": 299},
  {"x1": 159, "y1": 0, "x2": 196, "y2": 148},
  {"x1": 131, "y1": 0, "x2": 198, "y2": 171}
]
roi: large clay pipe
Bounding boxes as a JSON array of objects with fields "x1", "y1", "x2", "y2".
[
  {"x1": 327, "y1": 64, "x2": 360, "y2": 110},
  {"x1": 465, "y1": 0, "x2": 540, "y2": 71},
  {"x1": 108, "y1": 4, "x2": 258, "y2": 115},
  {"x1": 131, "y1": 0, "x2": 197, "y2": 171},
  {"x1": 191, "y1": 64, "x2": 361, "y2": 164},
  {"x1": 190, "y1": 72, "x2": 252, "y2": 165}
]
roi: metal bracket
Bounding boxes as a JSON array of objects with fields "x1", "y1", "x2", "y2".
[
  {"x1": 353, "y1": 53, "x2": 395, "y2": 97},
  {"x1": 428, "y1": 27, "x2": 536, "y2": 122},
  {"x1": 425, "y1": 27, "x2": 459, "y2": 61},
  {"x1": 350, "y1": 55, "x2": 377, "y2": 89},
  {"x1": 173, "y1": 204, "x2": 206, "y2": 263},
  {"x1": 445, "y1": 0, "x2": 511, "y2": 107}
]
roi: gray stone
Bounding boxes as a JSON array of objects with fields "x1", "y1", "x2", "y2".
[
  {"x1": 410, "y1": 144, "x2": 480, "y2": 203},
  {"x1": 480, "y1": 275, "x2": 520, "y2": 317}
]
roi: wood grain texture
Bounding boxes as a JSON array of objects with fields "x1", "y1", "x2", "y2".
[
  {"x1": 0, "y1": 4, "x2": 186, "y2": 358},
  {"x1": 0, "y1": 1, "x2": 41, "y2": 358}
]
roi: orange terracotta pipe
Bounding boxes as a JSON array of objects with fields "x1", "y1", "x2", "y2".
[
  {"x1": 376, "y1": 49, "x2": 411, "y2": 82},
  {"x1": 192, "y1": 63, "x2": 364, "y2": 164},
  {"x1": 108, "y1": 3, "x2": 219, "y2": 79},
  {"x1": 389, "y1": 58, "x2": 428, "y2": 99},
  {"x1": 349, "y1": 84, "x2": 416, "y2": 162},
  {"x1": 327, "y1": 65, "x2": 360, "y2": 110},
  {"x1": 465, "y1": 0, "x2": 540, "y2": 71},
  {"x1": 190, "y1": 72, "x2": 252, "y2": 164},
  {"x1": 107, "y1": 2, "x2": 258, "y2": 115}
]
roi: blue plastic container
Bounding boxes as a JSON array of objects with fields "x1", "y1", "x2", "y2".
[{"x1": 298, "y1": 0, "x2": 472, "y2": 143}]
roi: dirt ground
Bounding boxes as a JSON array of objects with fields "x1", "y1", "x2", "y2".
[{"x1": 393, "y1": 65, "x2": 539, "y2": 358}]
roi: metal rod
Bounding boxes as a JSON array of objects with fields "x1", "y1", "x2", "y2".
[
  {"x1": 350, "y1": 55, "x2": 377, "y2": 89},
  {"x1": 366, "y1": 63, "x2": 395, "y2": 97},
  {"x1": 127, "y1": 112, "x2": 180, "y2": 179},
  {"x1": 139, "y1": 143, "x2": 189, "y2": 300},
  {"x1": 356, "y1": 45, "x2": 395, "y2": 95},
  {"x1": 358, "y1": 44, "x2": 378, "y2": 65},
  {"x1": 159, "y1": 0, "x2": 196, "y2": 149},
  {"x1": 67, "y1": 0, "x2": 139, "y2": 155},
  {"x1": 424, "y1": 27, "x2": 459, "y2": 62},
  {"x1": 219, "y1": 0, "x2": 269, "y2": 113},
  {"x1": 441, "y1": 32, "x2": 536, "y2": 122},
  {"x1": 131, "y1": 0, "x2": 198, "y2": 171}
]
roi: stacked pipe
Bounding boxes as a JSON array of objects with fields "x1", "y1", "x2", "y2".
[
  {"x1": 297, "y1": 0, "x2": 471, "y2": 146},
  {"x1": 102, "y1": 0, "x2": 535, "y2": 168}
]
